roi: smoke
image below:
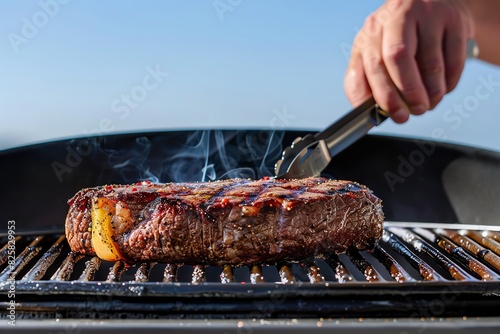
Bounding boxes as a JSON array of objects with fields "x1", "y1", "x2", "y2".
[
  {"x1": 91, "y1": 130, "x2": 285, "y2": 183},
  {"x1": 101, "y1": 136, "x2": 160, "y2": 182}
]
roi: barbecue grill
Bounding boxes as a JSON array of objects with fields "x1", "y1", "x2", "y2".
[{"x1": 2, "y1": 130, "x2": 500, "y2": 333}]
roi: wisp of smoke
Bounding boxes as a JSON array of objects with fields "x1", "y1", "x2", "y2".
[{"x1": 92, "y1": 130, "x2": 285, "y2": 183}]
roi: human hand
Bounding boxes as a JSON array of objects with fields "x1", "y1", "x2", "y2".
[{"x1": 344, "y1": 0, "x2": 474, "y2": 123}]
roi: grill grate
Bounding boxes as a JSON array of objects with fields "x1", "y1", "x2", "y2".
[
  {"x1": 3, "y1": 223, "x2": 500, "y2": 284},
  {"x1": 2, "y1": 222, "x2": 500, "y2": 319}
]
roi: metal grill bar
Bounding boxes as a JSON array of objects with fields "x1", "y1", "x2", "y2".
[
  {"x1": 326, "y1": 254, "x2": 353, "y2": 283},
  {"x1": 21, "y1": 235, "x2": 66, "y2": 281},
  {"x1": 77, "y1": 257, "x2": 101, "y2": 282},
  {"x1": 278, "y1": 262, "x2": 296, "y2": 284},
  {"x1": 220, "y1": 265, "x2": 235, "y2": 283},
  {"x1": 250, "y1": 265, "x2": 264, "y2": 283},
  {"x1": 51, "y1": 252, "x2": 83, "y2": 281},
  {"x1": 348, "y1": 251, "x2": 381, "y2": 282},
  {"x1": 371, "y1": 245, "x2": 414, "y2": 283},
  {"x1": 304, "y1": 258, "x2": 324, "y2": 283},
  {"x1": 191, "y1": 265, "x2": 205, "y2": 284},
  {"x1": 0, "y1": 236, "x2": 44, "y2": 281},
  {"x1": 0, "y1": 236, "x2": 21, "y2": 266},
  {"x1": 440, "y1": 239, "x2": 496, "y2": 280},
  {"x1": 442, "y1": 229, "x2": 500, "y2": 273},
  {"x1": 417, "y1": 228, "x2": 498, "y2": 281},
  {"x1": 382, "y1": 231, "x2": 443, "y2": 281},
  {"x1": 135, "y1": 262, "x2": 156, "y2": 282},
  {"x1": 106, "y1": 260, "x2": 126, "y2": 282},
  {"x1": 390, "y1": 227, "x2": 475, "y2": 281},
  {"x1": 163, "y1": 263, "x2": 177, "y2": 282},
  {"x1": 465, "y1": 230, "x2": 500, "y2": 257},
  {"x1": 485, "y1": 230, "x2": 500, "y2": 243}
]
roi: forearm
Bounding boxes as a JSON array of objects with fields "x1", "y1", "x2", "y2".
[{"x1": 467, "y1": 0, "x2": 500, "y2": 64}]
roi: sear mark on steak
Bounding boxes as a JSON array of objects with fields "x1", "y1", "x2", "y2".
[{"x1": 65, "y1": 177, "x2": 384, "y2": 266}]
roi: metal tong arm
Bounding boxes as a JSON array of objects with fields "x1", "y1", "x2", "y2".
[
  {"x1": 314, "y1": 96, "x2": 388, "y2": 159},
  {"x1": 273, "y1": 97, "x2": 387, "y2": 179}
]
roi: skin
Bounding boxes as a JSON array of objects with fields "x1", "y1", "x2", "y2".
[{"x1": 344, "y1": 0, "x2": 500, "y2": 123}]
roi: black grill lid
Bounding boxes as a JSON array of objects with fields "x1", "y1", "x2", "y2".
[{"x1": 6, "y1": 131, "x2": 500, "y2": 229}]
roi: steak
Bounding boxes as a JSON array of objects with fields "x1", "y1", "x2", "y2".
[{"x1": 65, "y1": 177, "x2": 384, "y2": 266}]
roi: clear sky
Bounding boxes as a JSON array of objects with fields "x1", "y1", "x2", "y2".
[{"x1": 1, "y1": 0, "x2": 500, "y2": 152}]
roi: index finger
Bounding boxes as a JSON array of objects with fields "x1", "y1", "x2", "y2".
[{"x1": 382, "y1": 15, "x2": 430, "y2": 115}]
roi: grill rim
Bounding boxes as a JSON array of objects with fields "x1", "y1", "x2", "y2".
[
  {"x1": 4, "y1": 317, "x2": 500, "y2": 334},
  {"x1": 3, "y1": 279, "x2": 500, "y2": 297}
]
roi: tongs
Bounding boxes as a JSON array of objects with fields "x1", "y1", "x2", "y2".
[
  {"x1": 274, "y1": 40, "x2": 479, "y2": 179},
  {"x1": 274, "y1": 97, "x2": 388, "y2": 179}
]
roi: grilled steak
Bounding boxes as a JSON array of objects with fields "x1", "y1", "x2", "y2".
[{"x1": 65, "y1": 177, "x2": 384, "y2": 266}]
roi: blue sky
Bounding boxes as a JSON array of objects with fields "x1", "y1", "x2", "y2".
[{"x1": 1, "y1": 0, "x2": 500, "y2": 151}]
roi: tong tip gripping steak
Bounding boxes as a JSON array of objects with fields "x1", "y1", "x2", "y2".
[{"x1": 65, "y1": 178, "x2": 384, "y2": 266}]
